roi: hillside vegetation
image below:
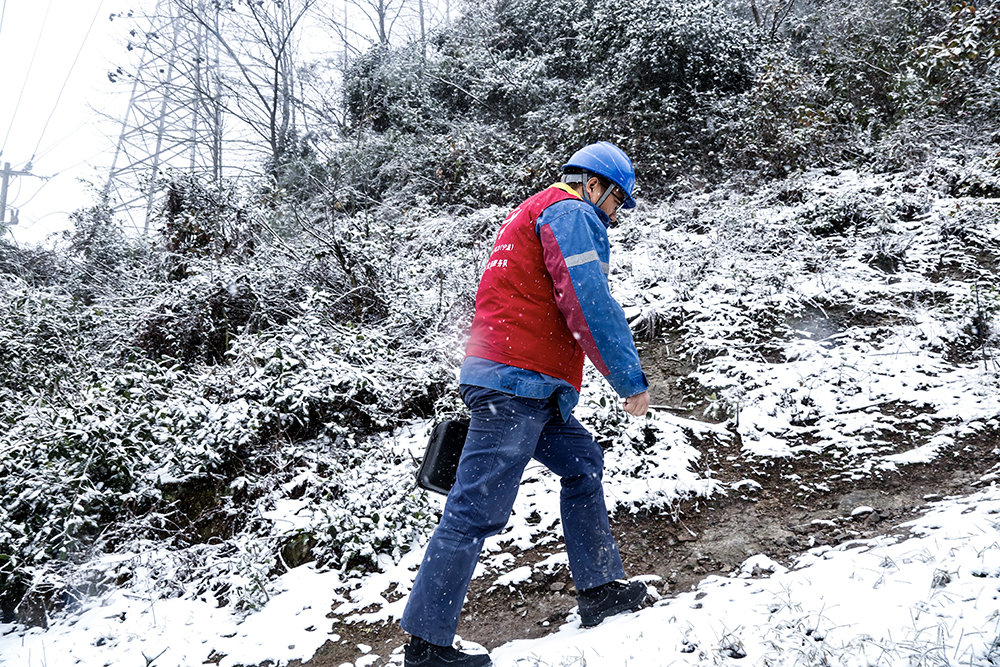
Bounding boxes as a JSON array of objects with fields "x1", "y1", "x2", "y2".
[{"x1": 0, "y1": 1, "x2": 998, "y2": 653}]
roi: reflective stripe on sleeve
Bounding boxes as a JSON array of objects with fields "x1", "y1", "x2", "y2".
[{"x1": 564, "y1": 250, "x2": 610, "y2": 274}]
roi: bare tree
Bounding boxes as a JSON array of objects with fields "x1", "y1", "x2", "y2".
[
  {"x1": 106, "y1": 0, "x2": 319, "y2": 232},
  {"x1": 750, "y1": 0, "x2": 797, "y2": 42},
  {"x1": 354, "y1": 0, "x2": 407, "y2": 45},
  {"x1": 172, "y1": 0, "x2": 319, "y2": 174},
  {"x1": 320, "y1": 0, "x2": 449, "y2": 63}
]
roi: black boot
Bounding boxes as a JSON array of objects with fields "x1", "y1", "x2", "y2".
[
  {"x1": 577, "y1": 579, "x2": 648, "y2": 628},
  {"x1": 404, "y1": 636, "x2": 492, "y2": 667}
]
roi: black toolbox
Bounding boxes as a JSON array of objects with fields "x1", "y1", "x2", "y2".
[{"x1": 416, "y1": 419, "x2": 470, "y2": 495}]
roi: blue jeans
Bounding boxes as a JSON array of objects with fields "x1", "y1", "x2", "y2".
[{"x1": 400, "y1": 385, "x2": 625, "y2": 646}]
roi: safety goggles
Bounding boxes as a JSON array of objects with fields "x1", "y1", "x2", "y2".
[
  {"x1": 595, "y1": 181, "x2": 627, "y2": 212},
  {"x1": 607, "y1": 186, "x2": 627, "y2": 212}
]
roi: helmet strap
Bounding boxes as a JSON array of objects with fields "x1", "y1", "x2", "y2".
[
  {"x1": 594, "y1": 183, "x2": 613, "y2": 208},
  {"x1": 563, "y1": 171, "x2": 593, "y2": 204},
  {"x1": 563, "y1": 170, "x2": 612, "y2": 206}
]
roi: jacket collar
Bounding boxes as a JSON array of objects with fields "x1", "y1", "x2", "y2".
[{"x1": 549, "y1": 183, "x2": 610, "y2": 227}]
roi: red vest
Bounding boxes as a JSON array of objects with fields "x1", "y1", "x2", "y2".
[{"x1": 465, "y1": 185, "x2": 586, "y2": 390}]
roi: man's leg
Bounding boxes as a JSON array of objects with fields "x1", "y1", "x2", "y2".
[
  {"x1": 533, "y1": 416, "x2": 647, "y2": 627},
  {"x1": 532, "y1": 416, "x2": 624, "y2": 591},
  {"x1": 401, "y1": 387, "x2": 553, "y2": 646}
]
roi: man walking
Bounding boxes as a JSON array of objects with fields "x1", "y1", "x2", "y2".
[{"x1": 402, "y1": 142, "x2": 650, "y2": 667}]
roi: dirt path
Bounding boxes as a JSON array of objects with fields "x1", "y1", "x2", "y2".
[{"x1": 278, "y1": 425, "x2": 997, "y2": 667}]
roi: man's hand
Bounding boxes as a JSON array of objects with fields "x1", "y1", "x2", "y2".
[{"x1": 623, "y1": 390, "x2": 650, "y2": 417}]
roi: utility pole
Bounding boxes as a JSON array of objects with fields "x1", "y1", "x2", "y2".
[{"x1": 1, "y1": 162, "x2": 36, "y2": 227}]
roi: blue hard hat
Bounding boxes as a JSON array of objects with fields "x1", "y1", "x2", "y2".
[{"x1": 562, "y1": 141, "x2": 636, "y2": 209}]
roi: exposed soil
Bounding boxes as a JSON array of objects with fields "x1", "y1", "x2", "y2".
[{"x1": 267, "y1": 418, "x2": 999, "y2": 667}]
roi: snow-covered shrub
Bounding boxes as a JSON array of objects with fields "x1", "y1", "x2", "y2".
[
  {"x1": 225, "y1": 294, "x2": 394, "y2": 436},
  {"x1": 906, "y1": 2, "x2": 1000, "y2": 118},
  {"x1": 0, "y1": 373, "x2": 158, "y2": 617},
  {"x1": 1, "y1": 344, "x2": 292, "y2": 613},
  {"x1": 332, "y1": 0, "x2": 1000, "y2": 209},
  {"x1": 938, "y1": 195, "x2": 997, "y2": 254},
  {"x1": 862, "y1": 228, "x2": 914, "y2": 274},
  {"x1": 579, "y1": 379, "x2": 629, "y2": 449},
  {"x1": 0, "y1": 277, "x2": 93, "y2": 399},
  {"x1": 337, "y1": 0, "x2": 761, "y2": 205},
  {"x1": 577, "y1": 0, "x2": 758, "y2": 187},
  {"x1": 0, "y1": 241, "x2": 65, "y2": 287},
  {"x1": 0, "y1": 260, "x2": 457, "y2": 620},
  {"x1": 797, "y1": 189, "x2": 885, "y2": 236},
  {"x1": 943, "y1": 282, "x2": 1000, "y2": 366},
  {"x1": 582, "y1": 0, "x2": 757, "y2": 116},
  {"x1": 926, "y1": 153, "x2": 1000, "y2": 200},
  {"x1": 292, "y1": 438, "x2": 437, "y2": 572},
  {"x1": 339, "y1": 22, "x2": 572, "y2": 206},
  {"x1": 793, "y1": 0, "x2": 945, "y2": 128},
  {"x1": 131, "y1": 269, "x2": 263, "y2": 363},
  {"x1": 264, "y1": 130, "x2": 332, "y2": 206},
  {"x1": 332, "y1": 115, "x2": 569, "y2": 212},
  {"x1": 155, "y1": 173, "x2": 261, "y2": 281},
  {"x1": 62, "y1": 195, "x2": 142, "y2": 295},
  {"x1": 716, "y1": 46, "x2": 840, "y2": 175},
  {"x1": 343, "y1": 43, "x2": 445, "y2": 135}
]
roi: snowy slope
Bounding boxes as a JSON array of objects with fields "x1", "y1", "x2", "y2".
[
  {"x1": 2, "y1": 161, "x2": 999, "y2": 667},
  {"x1": 4, "y1": 484, "x2": 998, "y2": 666},
  {"x1": 490, "y1": 485, "x2": 1000, "y2": 666}
]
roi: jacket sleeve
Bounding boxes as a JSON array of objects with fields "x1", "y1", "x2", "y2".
[{"x1": 536, "y1": 201, "x2": 648, "y2": 398}]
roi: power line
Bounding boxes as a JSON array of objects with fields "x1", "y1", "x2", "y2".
[
  {"x1": 22, "y1": 120, "x2": 87, "y2": 167},
  {"x1": 11, "y1": 148, "x2": 106, "y2": 212},
  {"x1": 10, "y1": 178, "x2": 47, "y2": 211},
  {"x1": 0, "y1": 0, "x2": 8, "y2": 45},
  {"x1": 26, "y1": 0, "x2": 107, "y2": 169},
  {"x1": 0, "y1": 0, "x2": 54, "y2": 159},
  {"x1": 11, "y1": 132, "x2": 121, "y2": 216}
]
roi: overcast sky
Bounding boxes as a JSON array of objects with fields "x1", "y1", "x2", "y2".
[
  {"x1": 0, "y1": 0, "x2": 131, "y2": 246},
  {"x1": 0, "y1": 0, "x2": 447, "y2": 247}
]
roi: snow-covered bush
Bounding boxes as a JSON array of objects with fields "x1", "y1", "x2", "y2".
[
  {"x1": 0, "y1": 276, "x2": 92, "y2": 399},
  {"x1": 793, "y1": 0, "x2": 944, "y2": 128},
  {"x1": 131, "y1": 270, "x2": 265, "y2": 364},
  {"x1": 716, "y1": 46, "x2": 840, "y2": 175},
  {"x1": 797, "y1": 189, "x2": 886, "y2": 237},
  {"x1": 286, "y1": 437, "x2": 437, "y2": 572},
  {"x1": 0, "y1": 294, "x2": 441, "y2": 617},
  {"x1": 575, "y1": 0, "x2": 757, "y2": 187},
  {"x1": 343, "y1": 44, "x2": 440, "y2": 135},
  {"x1": 0, "y1": 241, "x2": 65, "y2": 287},
  {"x1": 330, "y1": 123, "x2": 554, "y2": 211},
  {"x1": 581, "y1": 0, "x2": 756, "y2": 121},
  {"x1": 62, "y1": 196, "x2": 140, "y2": 293},
  {"x1": 0, "y1": 278, "x2": 111, "y2": 613},
  {"x1": 331, "y1": 0, "x2": 1000, "y2": 210},
  {"x1": 337, "y1": 0, "x2": 762, "y2": 206},
  {"x1": 906, "y1": 2, "x2": 1000, "y2": 118},
  {"x1": 4, "y1": 198, "x2": 479, "y2": 617},
  {"x1": 942, "y1": 282, "x2": 1000, "y2": 366},
  {"x1": 155, "y1": 173, "x2": 261, "y2": 281}
]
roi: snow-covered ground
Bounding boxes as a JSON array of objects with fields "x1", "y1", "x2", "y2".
[
  {"x1": 491, "y1": 486, "x2": 1000, "y2": 666},
  {"x1": 4, "y1": 482, "x2": 999, "y2": 666}
]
